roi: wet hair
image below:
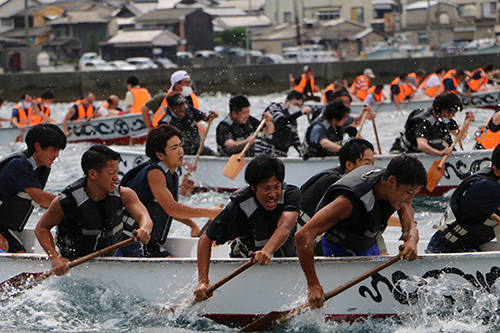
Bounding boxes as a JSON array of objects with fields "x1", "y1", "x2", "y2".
[
  {"x1": 81, "y1": 144, "x2": 121, "y2": 176},
  {"x1": 492, "y1": 144, "x2": 500, "y2": 169},
  {"x1": 435, "y1": 68, "x2": 446, "y2": 75},
  {"x1": 416, "y1": 69, "x2": 426, "y2": 77},
  {"x1": 229, "y1": 95, "x2": 250, "y2": 113},
  {"x1": 40, "y1": 89, "x2": 54, "y2": 100},
  {"x1": 127, "y1": 75, "x2": 139, "y2": 86},
  {"x1": 245, "y1": 154, "x2": 285, "y2": 188},
  {"x1": 25, "y1": 123, "x2": 67, "y2": 154},
  {"x1": 20, "y1": 93, "x2": 31, "y2": 101},
  {"x1": 375, "y1": 84, "x2": 384, "y2": 92},
  {"x1": 338, "y1": 138, "x2": 374, "y2": 170},
  {"x1": 383, "y1": 154, "x2": 427, "y2": 187},
  {"x1": 286, "y1": 90, "x2": 304, "y2": 102},
  {"x1": 146, "y1": 124, "x2": 182, "y2": 162},
  {"x1": 323, "y1": 99, "x2": 350, "y2": 122},
  {"x1": 399, "y1": 73, "x2": 408, "y2": 80},
  {"x1": 483, "y1": 63, "x2": 495, "y2": 72},
  {"x1": 432, "y1": 92, "x2": 463, "y2": 113},
  {"x1": 329, "y1": 87, "x2": 352, "y2": 104},
  {"x1": 456, "y1": 69, "x2": 465, "y2": 77}
]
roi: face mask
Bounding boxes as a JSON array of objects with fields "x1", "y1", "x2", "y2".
[
  {"x1": 181, "y1": 86, "x2": 192, "y2": 97},
  {"x1": 289, "y1": 105, "x2": 301, "y2": 113},
  {"x1": 22, "y1": 101, "x2": 31, "y2": 109},
  {"x1": 44, "y1": 102, "x2": 51, "y2": 108}
]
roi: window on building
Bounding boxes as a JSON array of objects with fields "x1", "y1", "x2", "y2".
[
  {"x1": 284, "y1": 12, "x2": 292, "y2": 22},
  {"x1": 317, "y1": 10, "x2": 340, "y2": 21},
  {"x1": 351, "y1": 7, "x2": 364, "y2": 23},
  {"x1": 481, "y1": 2, "x2": 496, "y2": 18},
  {"x1": 0, "y1": 18, "x2": 13, "y2": 27}
]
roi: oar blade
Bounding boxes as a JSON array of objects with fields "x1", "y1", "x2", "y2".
[
  {"x1": 239, "y1": 310, "x2": 291, "y2": 332},
  {"x1": 222, "y1": 154, "x2": 246, "y2": 180},
  {"x1": 0, "y1": 271, "x2": 47, "y2": 299},
  {"x1": 426, "y1": 159, "x2": 446, "y2": 192},
  {"x1": 179, "y1": 173, "x2": 195, "y2": 196}
]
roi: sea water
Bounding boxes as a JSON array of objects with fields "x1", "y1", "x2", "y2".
[{"x1": 0, "y1": 93, "x2": 496, "y2": 332}]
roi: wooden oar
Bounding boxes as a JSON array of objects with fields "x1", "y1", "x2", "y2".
[
  {"x1": 196, "y1": 203, "x2": 225, "y2": 237},
  {"x1": 355, "y1": 109, "x2": 368, "y2": 138},
  {"x1": 0, "y1": 234, "x2": 136, "y2": 299},
  {"x1": 372, "y1": 119, "x2": 382, "y2": 155},
  {"x1": 427, "y1": 116, "x2": 472, "y2": 192},
  {"x1": 68, "y1": 117, "x2": 93, "y2": 137},
  {"x1": 240, "y1": 253, "x2": 401, "y2": 332},
  {"x1": 158, "y1": 259, "x2": 255, "y2": 315},
  {"x1": 222, "y1": 118, "x2": 266, "y2": 180},
  {"x1": 179, "y1": 117, "x2": 214, "y2": 196}
]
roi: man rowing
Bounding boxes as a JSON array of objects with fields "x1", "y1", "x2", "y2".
[
  {"x1": 62, "y1": 92, "x2": 96, "y2": 137},
  {"x1": 32, "y1": 89, "x2": 58, "y2": 124},
  {"x1": 96, "y1": 95, "x2": 123, "y2": 118},
  {"x1": 427, "y1": 144, "x2": 500, "y2": 253},
  {"x1": 350, "y1": 68, "x2": 375, "y2": 102},
  {"x1": 35, "y1": 145, "x2": 152, "y2": 275},
  {"x1": 475, "y1": 108, "x2": 500, "y2": 150},
  {"x1": 11, "y1": 93, "x2": 34, "y2": 130},
  {"x1": 0, "y1": 124, "x2": 67, "y2": 253},
  {"x1": 295, "y1": 154, "x2": 427, "y2": 308},
  {"x1": 467, "y1": 62, "x2": 500, "y2": 93},
  {"x1": 441, "y1": 69, "x2": 472, "y2": 98},
  {"x1": 194, "y1": 154, "x2": 300, "y2": 301},
  {"x1": 418, "y1": 68, "x2": 446, "y2": 98},
  {"x1": 119, "y1": 124, "x2": 222, "y2": 257},
  {"x1": 390, "y1": 93, "x2": 474, "y2": 156},
  {"x1": 290, "y1": 65, "x2": 322, "y2": 102},
  {"x1": 124, "y1": 75, "x2": 150, "y2": 114}
]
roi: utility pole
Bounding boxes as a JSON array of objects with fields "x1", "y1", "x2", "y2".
[
  {"x1": 294, "y1": 0, "x2": 301, "y2": 46},
  {"x1": 24, "y1": 0, "x2": 29, "y2": 44},
  {"x1": 246, "y1": 0, "x2": 251, "y2": 65}
]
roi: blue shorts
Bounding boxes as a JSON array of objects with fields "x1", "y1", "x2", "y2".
[{"x1": 322, "y1": 238, "x2": 380, "y2": 257}]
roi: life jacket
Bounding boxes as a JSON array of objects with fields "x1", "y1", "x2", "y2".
[
  {"x1": 295, "y1": 74, "x2": 315, "y2": 95},
  {"x1": 229, "y1": 184, "x2": 296, "y2": 258},
  {"x1": 322, "y1": 83, "x2": 335, "y2": 103},
  {"x1": 56, "y1": 177, "x2": 124, "y2": 260},
  {"x1": 321, "y1": 165, "x2": 393, "y2": 252},
  {"x1": 74, "y1": 101, "x2": 94, "y2": 121},
  {"x1": 129, "y1": 87, "x2": 150, "y2": 114},
  {"x1": 404, "y1": 72, "x2": 417, "y2": 97},
  {"x1": 303, "y1": 115, "x2": 344, "y2": 160},
  {"x1": 152, "y1": 91, "x2": 199, "y2": 127},
  {"x1": 418, "y1": 73, "x2": 440, "y2": 97},
  {"x1": 349, "y1": 74, "x2": 370, "y2": 100},
  {"x1": 366, "y1": 86, "x2": 383, "y2": 102},
  {"x1": 12, "y1": 103, "x2": 34, "y2": 126},
  {"x1": 390, "y1": 77, "x2": 406, "y2": 102},
  {"x1": 437, "y1": 167, "x2": 500, "y2": 252},
  {"x1": 0, "y1": 150, "x2": 50, "y2": 231},
  {"x1": 440, "y1": 69, "x2": 459, "y2": 93},
  {"x1": 29, "y1": 98, "x2": 50, "y2": 125},
  {"x1": 120, "y1": 160, "x2": 178, "y2": 244},
  {"x1": 475, "y1": 113, "x2": 500, "y2": 149},
  {"x1": 217, "y1": 116, "x2": 259, "y2": 157},
  {"x1": 468, "y1": 67, "x2": 488, "y2": 92}
]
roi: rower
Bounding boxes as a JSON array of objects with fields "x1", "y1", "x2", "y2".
[
  {"x1": 349, "y1": 68, "x2": 375, "y2": 102},
  {"x1": 258, "y1": 90, "x2": 312, "y2": 157},
  {"x1": 34, "y1": 145, "x2": 153, "y2": 276},
  {"x1": 96, "y1": 95, "x2": 123, "y2": 118},
  {"x1": 467, "y1": 63, "x2": 500, "y2": 93},
  {"x1": 216, "y1": 95, "x2": 274, "y2": 157},
  {"x1": 418, "y1": 68, "x2": 446, "y2": 98},
  {"x1": 441, "y1": 69, "x2": 472, "y2": 98},
  {"x1": 404, "y1": 69, "x2": 426, "y2": 99},
  {"x1": 299, "y1": 138, "x2": 375, "y2": 255},
  {"x1": 119, "y1": 124, "x2": 222, "y2": 257},
  {"x1": 11, "y1": 93, "x2": 34, "y2": 130},
  {"x1": 295, "y1": 154, "x2": 427, "y2": 308},
  {"x1": 364, "y1": 84, "x2": 385, "y2": 106},
  {"x1": 427, "y1": 144, "x2": 500, "y2": 253},
  {"x1": 62, "y1": 92, "x2": 96, "y2": 137},
  {"x1": 302, "y1": 99, "x2": 350, "y2": 160},
  {"x1": 124, "y1": 75, "x2": 150, "y2": 114},
  {"x1": 158, "y1": 92, "x2": 217, "y2": 156},
  {"x1": 0, "y1": 124, "x2": 67, "y2": 253},
  {"x1": 289, "y1": 65, "x2": 322, "y2": 102},
  {"x1": 322, "y1": 79, "x2": 344, "y2": 104},
  {"x1": 194, "y1": 154, "x2": 301, "y2": 302},
  {"x1": 475, "y1": 108, "x2": 500, "y2": 150},
  {"x1": 390, "y1": 73, "x2": 408, "y2": 111},
  {"x1": 389, "y1": 92, "x2": 475, "y2": 156},
  {"x1": 31, "y1": 89, "x2": 57, "y2": 124}
]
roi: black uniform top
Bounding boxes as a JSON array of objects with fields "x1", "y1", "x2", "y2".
[{"x1": 216, "y1": 115, "x2": 263, "y2": 157}]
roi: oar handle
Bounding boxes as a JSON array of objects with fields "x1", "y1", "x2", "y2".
[
  {"x1": 68, "y1": 117, "x2": 93, "y2": 137},
  {"x1": 489, "y1": 76, "x2": 500, "y2": 84},
  {"x1": 491, "y1": 213, "x2": 500, "y2": 225},
  {"x1": 205, "y1": 259, "x2": 255, "y2": 295},
  {"x1": 237, "y1": 118, "x2": 266, "y2": 161},
  {"x1": 438, "y1": 117, "x2": 472, "y2": 169},
  {"x1": 372, "y1": 119, "x2": 382, "y2": 155},
  {"x1": 355, "y1": 109, "x2": 368, "y2": 138},
  {"x1": 193, "y1": 117, "x2": 214, "y2": 166},
  {"x1": 196, "y1": 203, "x2": 225, "y2": 237}
]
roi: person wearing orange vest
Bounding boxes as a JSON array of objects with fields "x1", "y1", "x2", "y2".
[
  {"x1": 96, "y1": 95, "x2": 124, "y2": 118},
  {"x1": 11, "y1": 93, "x2": 34, "y2": 130},
  {"x1": 349, "y1": 68, "x2": 375, "y2": 101},
  {"x1": 364, "y1": 84, "x2": 385, "y2": 106},
  {"x1": 441, "y1": 69, "x2": 472, "y2": 98},
  {"x1": 468, "y1": 63, "x2": 500, "y2": 93},
  {"x1": 322, "y1": 80, "x2": 344, "y2": 104},
  {"x1": 289, "y1": 65, "x2": 322, "y2": 102},
  {"x1": 124, "y1": 75, "x2": 151, "y2": 114},
  {"x1": 475, "y1": 108, "x2": 500, "y2": 149},
  {"x1": 31, "y1": 90, "x2": 57, "y2": 125},
  {"x1": 142, "y1": 70, "x2": 208, "y2": 131},
  {"x1": 62, "y1": 92, "x2": 96, "y2": 137},
  {"x1": 404, "y1": 70, "x2": 426, "y2": 98},
  {"x1": 390, "y1": 74, "x2": 408, "y2": 111},
  {"x1": 418, "y1": 68, "x2": 446, "y2": 98}
]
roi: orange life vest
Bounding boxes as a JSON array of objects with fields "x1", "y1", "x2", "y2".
[
  {"x1": 476, "y1": 127, "x2": 500, "y2": 149},
  {"x1": 349, "y1": 74, "x2": 370, "y2": 100},
  {"x1": 12, "y1": 103, "x2": 34, "y2": 126},
  {"x1": 294, "y1": 74, "x2": 315, "y2": 94},
  {"x1": 404, "y1": 73, "x2": 417, "y2": 97},
  {"x1": 30, "y1": 98, "x2": 51, "y2": 125},
  {"x1": 322, "y1": 83, "x2": 335, "y2": 103},
  {"x1": 418, "y1": 73, "x2": 440, "y2": 97},
  {"x1": 74, "y1": 101, "x2": 94, "y2": 121},
  {"x1": 129, "y1": 87, "x2": 150, "y2": 114},
  {"x1": 390, "y1": 77, "x2": 406, "y2": 102},
  {"x1": 440, "y1": 69, "x2": 459, "y2": 93},
  {"x1": 468, "y1": 67, "x2": 488, "y2": 92},
  {"x1": 366, "y1": 86, "x2": 383, "y2": 102},
  {"x1": 152, "y1": 91, "x2": 200, "y2": 127}
]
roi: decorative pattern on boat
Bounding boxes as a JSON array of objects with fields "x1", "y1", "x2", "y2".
[
  {"x1": 443, "y1": 157, "x2": 491, "y2": 181},
  {"x1": 68, "y1": 118, "x2": 146, "y2": 138},
  {"x1": 461, "y1": 91, "x2": 500, "y2": 108}
]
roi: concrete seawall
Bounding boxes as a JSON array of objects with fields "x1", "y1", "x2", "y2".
[{"x1": 0, "y1": 53, "x2": 499, "y2": 102}]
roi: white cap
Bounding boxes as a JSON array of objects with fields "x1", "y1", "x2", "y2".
[
  {"x1": 364, "y1": 68, "x2": 375, "y2": 78},
  {"x1": 170, "y1": 70, "x2": 190, "y2": 90}
]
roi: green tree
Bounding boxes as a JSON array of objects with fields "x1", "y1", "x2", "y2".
[{"x1": 219, "y1": 27, "x2": 247, "y2": 47}]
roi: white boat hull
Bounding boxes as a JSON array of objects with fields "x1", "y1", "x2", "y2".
[{"x1": 115, "y1": 147, "x2": 493, "y2": 197}]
